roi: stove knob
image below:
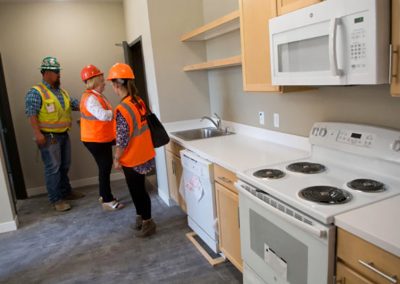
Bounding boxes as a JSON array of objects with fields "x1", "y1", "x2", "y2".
[
  {"x1": 319, "y1": 128, "x2": 328, "y2": 137},
  {"x1": 312, "y1": 127, "x2": 319, "y2": 136},
  {"x1": 391, "y1": 140, "x2": 400, "y2": 152}
]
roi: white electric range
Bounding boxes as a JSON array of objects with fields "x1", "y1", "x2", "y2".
[{"x1": 236, "y1": 122, "x2": 400, "y2": 284}]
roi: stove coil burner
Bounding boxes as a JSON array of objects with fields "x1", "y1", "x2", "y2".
[
  {"x1": 299, "y1": 186, "x2": 352, "y2": 204},
  {"x1": 253, "y1": 169, "x2": 285, "y2": 179},
  {"x1": 286, "y1": 162, "x2": 326, "y2": 174},
  {"x1": 347, "y1": 179, "x2": 385, "y2": 193}
]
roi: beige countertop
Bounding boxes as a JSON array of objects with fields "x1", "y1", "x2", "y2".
[
  {"x1": 165, "y1": 120, "x2": 310, "y2": 173},
  {"x1": 335, "y1": 195, "x2": 400, "y2": 257}
]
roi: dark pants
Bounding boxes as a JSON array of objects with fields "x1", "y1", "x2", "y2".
[
  {"x1": 122, "y1": 166, "x2": 151, "y2": 220},
  {"x1": 83, "y1": 141, "x2": 114, "y2": 202}
]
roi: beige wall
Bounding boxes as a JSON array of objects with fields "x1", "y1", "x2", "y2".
[
  {"x1": 147, "y1": 0, "x2": 210, "y2": 121},
  {"x1": 205, "y1": 0, "x2": 400, "y2": 136},
  {"x1": 123, "y1": 0, "x2": 211, "y2": 205},
  {"x1": 0, "y1": 1, "x2": 126, "y2": 190}
]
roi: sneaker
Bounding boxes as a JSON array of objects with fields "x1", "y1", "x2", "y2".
[
  {"x1": 102, "y1": 200, "x2": 124, "y2": 211},
  {"x1": 64, "y1": 190, "x2": 85, "y2": 200},
  {"x1": 135, "y1": 215, "x2": 143, "y2": 231},
  {"x1": 53, "y1": 200, "x2": 71, "y2": 212},
  {"x1": 135, "y1": 219, "x2": 156, "y2": 238}
]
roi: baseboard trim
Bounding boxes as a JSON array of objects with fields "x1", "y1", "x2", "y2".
[
  {"x1": 0, "y1": 216, "x2": 18, "y2": 233},
  {"x1": 27, "y1": 173, "x2": 125, "y2": 197}
]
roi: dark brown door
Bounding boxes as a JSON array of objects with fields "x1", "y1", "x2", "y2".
[
  {"x1": 123, "y1": 38, "x2": 150, "y2": 107},
  {"x1": 0, "y1": 53, "x2": 27, "y2": 200}
]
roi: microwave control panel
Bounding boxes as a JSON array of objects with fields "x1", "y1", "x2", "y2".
[{"x1": 349, "y1": 14, "x2": 368, "y2": 71}]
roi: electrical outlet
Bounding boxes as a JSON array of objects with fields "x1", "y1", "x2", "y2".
[
  {"x1": 259, "y1": 111, "x2": 265, "y2": 125},
  {"x1": 273, "y1": 113, "x2": 280, "y2": 128}
]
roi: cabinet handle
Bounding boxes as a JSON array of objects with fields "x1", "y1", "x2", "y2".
[
  {"x1": 358, "y1": 260, "x2": 398, "y2": 283},
  {"x1": 237, "y1": 207, "x2": 240, "y2": 228},
  {"x1": 172, "y1": 160, "x2": 175, "y2": 175},
  {"x1": 217, "y1": 176, "x2": 232, "y2": 184},
  {"x1": 391, "y1": 46, "x2": 399, "y2": 81}
]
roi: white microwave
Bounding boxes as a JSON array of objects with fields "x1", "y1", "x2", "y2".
[{"x1": 269, "y1": 0, "x2": 390, "y2": 86}]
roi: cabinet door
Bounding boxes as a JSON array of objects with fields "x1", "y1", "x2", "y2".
[
  {"x1": 391, "y1": 0, "x2": 400, "y2": 96},
  {"x1": 166, "y1": 151, "x2": 180, "y2": 204},
  {"x1": 239, "y1": 0, "x2": 280, "y2": 92},
  {"x1": 215, "y1": 183, "x2": 242, "y2": 272},
  {"x1": 174, "y1": 156, "x2": 186, "y2": 213},
  {"x1": 337, "y1": 228, "x2": 400, "y2": 284},
  {"x1": 336, "y1": 261, "x2": 374, "y2": 284},
  {"x1": 276, "y1": 0, "x2": 320, "y2": 15}
]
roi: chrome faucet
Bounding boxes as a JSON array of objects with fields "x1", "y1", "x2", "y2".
[{"x1": 201, "y1": 113, "x2": 221, "y2": 130}]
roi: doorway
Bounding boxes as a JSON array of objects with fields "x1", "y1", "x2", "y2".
[
  {"x1": 122, "y1": 38, "x2": 156, "y2": 179},
  {"x1": 123, "y1": 38, "x2": 150, "y2": 107},
  {"x1": 0, "y1": 53, "x2": 27, "y2": 200}
]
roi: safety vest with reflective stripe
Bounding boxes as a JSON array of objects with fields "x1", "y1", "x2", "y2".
[
  {"x1": 80, "y1": 90, "x2": 115, "y2": 142},
  {"x1": 33, "y1": 83, "x2": 72, "y2": 133},
  {"x1": 115, "y1": 96, "x2": 155, "y2": 167}
]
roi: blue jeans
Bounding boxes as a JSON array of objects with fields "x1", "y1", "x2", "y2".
[{"x1": 39, "y1": 132, "x2": 72, "y2": 203}]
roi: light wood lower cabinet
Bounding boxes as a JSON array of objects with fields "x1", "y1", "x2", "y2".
[
  {"x1": 336, "y1": 228, "x2": 400, "y2": 284},
  {"x1": 214, "y1": 164, "x2": 242, "y2": 272},
  {"x1": 165, "y1": 141, "x2": 186, "y2": 212},
  {"x1": 336, "y1": 261, "x2": 374, "y2": 284}
]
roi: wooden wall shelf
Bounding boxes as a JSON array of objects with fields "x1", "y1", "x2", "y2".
[
  {"x1": 181, "y1": 10, "x2": 240, "y2": 42},
  {"x1": 183, "y1": 55, "x2": 241, "y2": 72}
]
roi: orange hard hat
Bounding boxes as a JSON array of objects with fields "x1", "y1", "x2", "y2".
[
  {"x1": 81, "y1": 64, "x2": 103, "y2": 82},
  {"x1": 107, "y1": 63, "x2": 135, "y2": 80}
]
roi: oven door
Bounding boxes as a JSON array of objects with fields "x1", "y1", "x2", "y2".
[{"x1": 236, "y1": 181, "x2": 335, "y2": 284}]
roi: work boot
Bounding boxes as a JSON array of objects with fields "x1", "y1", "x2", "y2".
[
  {"x1": 135, "y1": 219, "x2": 156, "y2": 238},
  {"x1": 135, "y1": 215, "x2": 143, "y2": 231},
  {"x1": 64, "y1": 190, "x2": 85, "y2": 200},
  {"x1": 53, "y1": 200, "x2": 71, "y2": 212}
]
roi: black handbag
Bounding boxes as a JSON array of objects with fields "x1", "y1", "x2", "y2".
[{"x1": 146, "y1": 111, "x2": 170, "y2": 148}]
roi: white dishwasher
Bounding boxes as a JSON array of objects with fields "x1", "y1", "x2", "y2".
[{"x1": 180, "y1": 150, "x2": 218, "y2": 253}]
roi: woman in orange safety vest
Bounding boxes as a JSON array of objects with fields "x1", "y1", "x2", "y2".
[
  {"x1": 108, "y1": 63, "x2": 156, "y2": 238},
  {"x1": 80, "y1": 64, "x2": 124, "y2": 211}
]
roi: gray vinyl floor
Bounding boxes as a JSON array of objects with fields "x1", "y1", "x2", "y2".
[{"x1": 0, "y1": 178, "x2": 242, "y2": 284}]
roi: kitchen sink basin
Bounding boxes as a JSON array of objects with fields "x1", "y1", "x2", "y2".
[{"x1": 171, "y1": 127, "x2": 234, "y2": 141}]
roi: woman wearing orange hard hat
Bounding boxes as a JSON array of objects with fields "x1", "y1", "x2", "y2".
[
  {"x1": 80, "y1": 64, "x2": 124, "y2": 211},
  {"x1": 108, "y1": 63, "x2": 156, "y2": 238}
]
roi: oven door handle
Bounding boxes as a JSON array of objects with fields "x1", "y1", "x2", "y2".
[{"x1": 239, "y1": 186, "x2": 327, "y2": 239}]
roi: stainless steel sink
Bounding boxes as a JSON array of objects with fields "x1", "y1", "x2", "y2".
[{"x1": 171, "y1": 127, "x2": 234, "y2": 141}]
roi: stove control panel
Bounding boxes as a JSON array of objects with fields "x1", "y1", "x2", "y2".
[{"x1": 336, "y1": 130, "x2": 375, "y2": 147}]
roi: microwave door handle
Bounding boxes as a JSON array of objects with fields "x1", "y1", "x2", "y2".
[{"x1": 329, "y1": 18, "x2": 343, "y2": 76}]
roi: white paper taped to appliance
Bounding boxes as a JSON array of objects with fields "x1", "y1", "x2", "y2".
[
  {"x1": 264, "y1": 243, "x2": 287, "y2": 281},
  {"x1": 185, "y1": 176, "x2": 204, "y2": 202}
]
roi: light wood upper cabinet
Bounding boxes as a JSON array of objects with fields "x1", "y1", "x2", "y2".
[
  {"x1": 239, "y1": 0, "x2": 279, "y2": 92},
  {"x1": 336, "y1": 228, "x2": 400, "y2": 284},
  {"x1": 391, "y1": 0, "x2": 400, "y2": 96},
  {"x1": 276, "y1": 0, "x2": 320, "y2": 15},
  {"x1": 239, "y1": 0, "x2": 320, "y2": 92}
]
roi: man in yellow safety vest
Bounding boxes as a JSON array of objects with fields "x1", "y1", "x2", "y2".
[{"x1": 25, "y1": 56, "x2": 84, "y2": 212}]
